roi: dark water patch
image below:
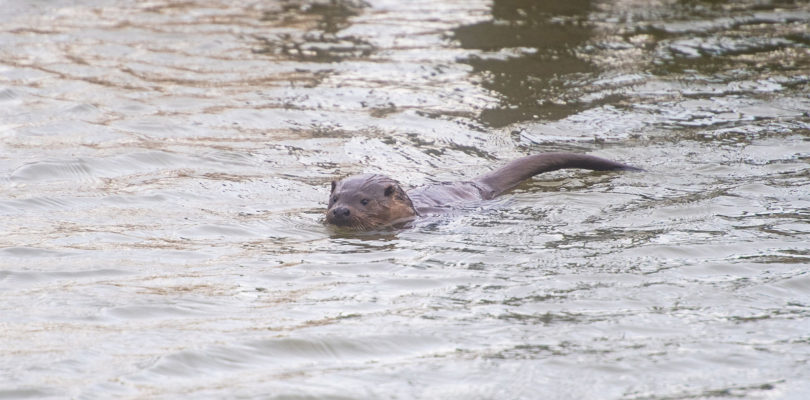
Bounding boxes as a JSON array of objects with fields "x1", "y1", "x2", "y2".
[
  {"x1": 453, "y1": 0, "x2": 597, "y2": 126},
  {"x1": 636, "y1": 3, "x2": 810, "y2": 76},
  {"x1": 262, "y1": 0, "x2": 367, "y2": 34},
  {"x1": 254, "y1": 0, "x2": 373, "y2": 62},
  {"x1": 452, "y1": 0, "x2": 810, "y2": 129}
]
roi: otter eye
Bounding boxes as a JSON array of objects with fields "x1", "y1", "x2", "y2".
[
  {"x1": 360, "y1": 198, "x2": 370, "y2": 206},
  {"x1": 330, "y1": 196, "x2": 338, "y2": 204}
]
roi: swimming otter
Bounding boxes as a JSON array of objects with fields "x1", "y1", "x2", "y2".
[{"x1": 326, "y1": 152, "x2": 641, "y2": 230}]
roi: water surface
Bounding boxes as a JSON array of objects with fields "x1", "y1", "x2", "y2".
[{"x1": 1, "y1": 0, "x2": 809, "y2": 398}]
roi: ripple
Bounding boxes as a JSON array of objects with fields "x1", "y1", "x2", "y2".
[
  {"x1": 665, "y1": 37, "x2": 795, "y2": 59},
  {"x1": 0, "y1": 388, "x2": 56, "y2": 399},
  {"x1": 138, "y1": 334, "x2": 449, "y2": 381},
  {"x1": 0, "y1": 246, "x2": 74, "y2": 258},
  {"x1": 103, "y1": 304, "x2": 206, "y2": 320},
  {"x1": 0, "y1": 88, "x2": 20, "y2": 101},
  {"x1": 9, "y1": 159, "x2": 95, "y2": 183},
  {"x1": 0, "y1": 268, "x2": 129, "y2": 286}
]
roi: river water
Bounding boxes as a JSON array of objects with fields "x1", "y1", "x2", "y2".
[{"x1": 1, "y1": 0, "x2": 809, "y2": 398}]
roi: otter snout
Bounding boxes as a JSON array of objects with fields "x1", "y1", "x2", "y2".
[
  {"x1": 326, "y1": 206, "x2": 353, "y2": 226},
  {"x1": 332, "y1": 207, "x2": 351, "y2": 218}
]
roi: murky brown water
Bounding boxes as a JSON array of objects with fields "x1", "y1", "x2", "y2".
[{"x1": 2, "y1": 0, "x2": 809, "y2": 398}]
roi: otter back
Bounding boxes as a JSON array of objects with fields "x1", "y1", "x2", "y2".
[{"x1": 325, "y1": 152, "x2": 641, "y2": 230}]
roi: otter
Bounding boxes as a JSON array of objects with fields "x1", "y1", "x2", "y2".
[{"x1": 326, "y1": 152, "x2": 641, "y2": 230}]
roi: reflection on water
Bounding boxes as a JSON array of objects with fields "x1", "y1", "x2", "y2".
[
  {"x1": 255, "y1": 0, "x2": 373, "y2": 62},
  {"x1": 454, "y1": 0, "x2": 596, "y2": 126},
  {"x1": 454, "y1": 0, "x2": 810, "y2": 130},
  {"x1": 1, "y1": 0, "x2": 810, "y2": 398}
]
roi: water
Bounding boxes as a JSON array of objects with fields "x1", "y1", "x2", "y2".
[{"x1": 1, "y1": 0, "x2": 809, "y2": 398}]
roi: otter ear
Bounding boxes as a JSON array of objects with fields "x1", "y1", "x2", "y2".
[
  {"x1": 331, "y1": 181, "x2": 337, "y2": 193},
  {"x1": 384, "y1": 184, "x2": 396, "y2": 197}
]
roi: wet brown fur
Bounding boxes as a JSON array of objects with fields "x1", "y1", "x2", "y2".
[
  {"x1": 326, "y1": 152, "x2": 641, "y2": 230},
  {"x1": 325, "y1": 174, "x2": 417, "y2": 230}
]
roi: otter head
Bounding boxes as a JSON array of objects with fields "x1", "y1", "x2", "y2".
[{"x1": 326, "y1": 174, "x2": 417, "y2": 230}]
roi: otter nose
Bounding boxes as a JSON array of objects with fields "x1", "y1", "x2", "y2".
[{"x1": 332, "y1": 207, "x2": 350, "y2": 218}]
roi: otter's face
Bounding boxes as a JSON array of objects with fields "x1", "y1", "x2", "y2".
[{"x1": 326, "y1": 174, "x2": 417, "y2": 230}]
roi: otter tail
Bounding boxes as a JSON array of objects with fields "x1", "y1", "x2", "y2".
[{"x1": 473, "y1": 152, "x2": 642, "y2": 199}]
